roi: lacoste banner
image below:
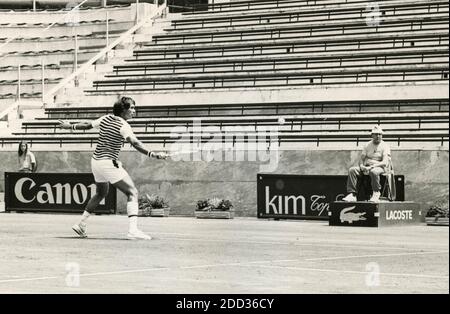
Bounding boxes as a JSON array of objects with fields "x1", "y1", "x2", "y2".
[
  {"x1": 256, "y1": 174, "x2": 405, "y2": 220},
  {"x1": 5, "y1": 172, "x2": 116, "y2": 214},
  {"x1": 329, "y1": 202, "x2": 421, "y2": 227},
  {"x1": 329, "y1": 202, "x2": 378, "y2": 227}
]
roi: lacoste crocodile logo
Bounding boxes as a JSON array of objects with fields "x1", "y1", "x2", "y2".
[{"x1": 340, "y1": 206, "x2": 367, "y2": 223}]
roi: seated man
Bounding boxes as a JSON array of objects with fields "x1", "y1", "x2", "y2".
[{"x1": 343, "y1": 125, "x2": 391, "y2": 203}]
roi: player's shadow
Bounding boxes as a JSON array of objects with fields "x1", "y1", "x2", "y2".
[
  {"x1": 55, "y1": 236, "x2": 130, "y2": 241},
  {"x1": 55, "y1": 236, "x2": 158, "y2": 241}
]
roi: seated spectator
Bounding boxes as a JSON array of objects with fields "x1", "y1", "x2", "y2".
[
  {"x1": 343, "y1": 125, "x2": 390, "y2": 203},
  {"x1": 18, "y1": 141, "x2": 37, "y2": 173}
]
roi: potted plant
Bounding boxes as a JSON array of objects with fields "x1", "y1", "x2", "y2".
[
  {"x1": 195, "y1": 197, "x2": 234, "y2": 219},
  {"x1": 138, "y1": 194, "x2": 170, "y2": 217},
  {"x1": 425, "y1": 204, "x2": 449, "y2": 226}
]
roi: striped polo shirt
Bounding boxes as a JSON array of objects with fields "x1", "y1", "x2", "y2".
[{"x1": 91, "y1": 115, "x2": 134, "y2": 161}]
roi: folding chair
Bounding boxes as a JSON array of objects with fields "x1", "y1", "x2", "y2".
[{"x1": 380, "y1": 157, "x2": 396, "y2": 201}]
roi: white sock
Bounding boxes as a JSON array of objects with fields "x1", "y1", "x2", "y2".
[
  {"x1": 127, "y1": 202, "x2": 139, "y2": 232},
  {"x1": 79, "y1": 211, "x2": 90, "y2": 225},
  {"x1": 129, "y1": 216, "x2": 138, "y2": 232}
]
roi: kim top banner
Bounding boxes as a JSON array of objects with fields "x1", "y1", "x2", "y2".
[
  {"x1": 257, "y1": 173, "x2": 404, "y2": 220},
  {"x1": 5, "y1": 172, "x2": 116, "y2": 214}
]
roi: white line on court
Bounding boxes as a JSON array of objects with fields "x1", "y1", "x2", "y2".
[
  {"x1": 251, "y1": 264, "x2": 449, "y2": 280},
  {"x1": 305, "y1": 250, "x2": 450, "y2": 261},
  {"x1": 247, "y1": 259, "x2": 300, "y2": 264},
  {"x1": 1, "y1": 256, "x2": 447, "y2": 285},
  {"x1": 0, "y1": 267, "x2": 170, "y2": 284},
  {"x1": 180, "y1": 263, "x2": 244, "y2": 269},
  {"x1": 78, "y1": 267, "x2": 171, "y2": 277},
  {"x1": 0, "y1": 275, "x2": 60, "y2": 283}
]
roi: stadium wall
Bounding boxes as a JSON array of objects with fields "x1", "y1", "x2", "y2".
[{"x1": 0, "y1": 149, "x2": 448, "y2": 216}]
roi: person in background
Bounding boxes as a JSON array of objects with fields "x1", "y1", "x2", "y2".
[
  {"x1": 342, "y1": 125, "x2": 391, "y2": 203},
  {"x1": 18, "y1": 141, "x2": 37, "y2": 173}
]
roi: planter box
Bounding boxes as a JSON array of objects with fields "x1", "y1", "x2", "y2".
[
  {"x1": 150, "y1": 208, "x2": 170, "y2": 217},
  {"x1": 195, "y1": 210, "x2": 234, "y2": 219},
  {"x1": 425, "y1": 217, "x2": 449, "y2": 226},
  {"x1": 139, "y1": 207, "x2": 170, "y2": 217}
]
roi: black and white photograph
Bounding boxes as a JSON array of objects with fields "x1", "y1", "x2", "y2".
[{"x1": 0, "y1": 0, "x2": 448, "y2": 298}]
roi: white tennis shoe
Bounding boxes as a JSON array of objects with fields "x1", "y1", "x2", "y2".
[
  {"x1": 342, "y1": 193, "x2": 357, "y2": 202},
  {"x1": 127, "y1": 229, "x2": 152, "y2": 240},
  {"x1": 369, "y1": 191, "x2": 381, "y2": 203},
  {"x1": 72, "y1": 223, "x2": 87, "y2": 238}
]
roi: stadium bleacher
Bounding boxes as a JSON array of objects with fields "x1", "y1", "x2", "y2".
[
  {"x1": 0, "y1": 3, "x2": 138, "y2": 106},
  {"x1": 0, "y1": 0, "x2": 448, "y2": 152},
  {"x1": 1, "y1": 98, "x2": 447, "y2": 150},
  {"x1": 41, "y1": 99, "x2": 450, "y2": 118},
  {"x1": 85, "y1": 0, "x2": 448, "y2": 92}
]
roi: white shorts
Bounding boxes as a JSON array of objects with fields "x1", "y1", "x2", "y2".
[{"x1": 91, "y1": 158, "x2": 128, "y2": 184}]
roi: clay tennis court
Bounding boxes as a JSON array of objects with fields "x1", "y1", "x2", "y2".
[{"x1": 0, "y1": 213, "x2": 447, "y2": 294}]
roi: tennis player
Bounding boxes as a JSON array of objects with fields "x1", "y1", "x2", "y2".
[{"x1": 59, "y1": 96, "x2": 167, "y2": 240}]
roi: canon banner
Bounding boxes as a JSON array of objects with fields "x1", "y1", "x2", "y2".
[
  {"x1": 5, "y1": 172, "x2": 116, "y2": 214},
  {"x1": 257, "y1": 174, "x2": 404, "y2": 220}
]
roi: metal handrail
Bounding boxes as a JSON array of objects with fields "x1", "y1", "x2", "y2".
[
  {"x1": 0, "y1": 1, "x2": 167, "y2": 122},
  {"x1": 0, "y1": 0, "x2": 89, "y2": 108},
  {"x1": 0, "y1": 0, "x2": 89, "y2": 54},
  {"x1": 43, "y1": 1, "x2": 167, "y2": 104}
]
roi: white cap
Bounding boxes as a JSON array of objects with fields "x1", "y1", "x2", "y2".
[{"x1": 371, "y1": 125, "x2": 383, "y2": 134}]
